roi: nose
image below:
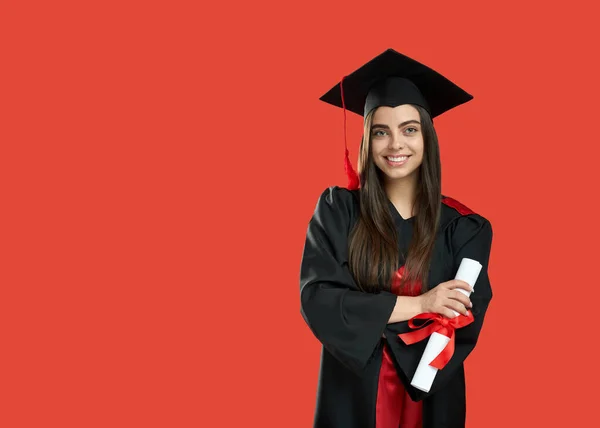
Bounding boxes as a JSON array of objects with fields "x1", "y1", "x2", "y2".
[{"x1": 389, "y1": 131, "x2": 406, "y2": 150}]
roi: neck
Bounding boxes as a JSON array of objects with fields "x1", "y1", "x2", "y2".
[{"x1": 383, "y1": 174, "x2": 418, "y2": 216}]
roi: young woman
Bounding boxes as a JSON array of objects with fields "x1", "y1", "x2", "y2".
[{"x1": 299, "y1": 49, "x2": 494, "y2": 428}]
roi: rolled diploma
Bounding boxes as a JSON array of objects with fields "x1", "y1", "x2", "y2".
[{"x1": 410, "y1": 257, "x2": 482, "y2": 393}]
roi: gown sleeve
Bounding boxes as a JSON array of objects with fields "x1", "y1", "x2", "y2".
[
  {"x1": 299, "y1": 186, "x2": 398, "y2": 375},
  {"x1": 383, "y1": 214, "x2": 494, "y2": 401}
]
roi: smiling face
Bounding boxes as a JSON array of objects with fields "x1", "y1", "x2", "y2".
[{"x1": 370, "y1": 104, "x2": 424, "y2": 183}]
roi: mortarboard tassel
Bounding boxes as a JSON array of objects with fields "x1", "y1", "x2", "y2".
[{"x1": 340, "y1": 76, "x2": 360, "y2": 190}]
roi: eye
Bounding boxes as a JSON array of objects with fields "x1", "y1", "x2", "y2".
[
  {"x1": 405, "y1": 127, "x2": 418, "y2": 134},
  {"x1": 373, "y1": 129, "x2": 387, "y2": 137}
]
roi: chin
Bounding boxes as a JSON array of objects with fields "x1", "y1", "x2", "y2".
[
  {"x1": 388, "y1": 172, "x2": 412, "y2": 180},
  {"x1": 381, "y1": 168, "x2": 417, "y2": 181}
]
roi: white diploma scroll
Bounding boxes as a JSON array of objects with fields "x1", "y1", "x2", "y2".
[{"x1": 410, "y1": 257, "x2": 482, "y2": 393}]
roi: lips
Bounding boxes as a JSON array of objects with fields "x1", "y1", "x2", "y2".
[{"x1": 385, "y1": 155, "x2": 410, "y2": 166}]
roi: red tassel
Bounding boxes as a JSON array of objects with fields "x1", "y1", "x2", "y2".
[
  {"x1": 340, "y1": 76, "x2": 360, "y2": 190},
  {"x1": 344, "y1": 148, "x2": 360, "y2": 190}
]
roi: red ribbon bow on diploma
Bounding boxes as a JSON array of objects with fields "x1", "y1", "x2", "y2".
[{"x1": 397, "y1": 312, "x2": 474, "y2": 370}]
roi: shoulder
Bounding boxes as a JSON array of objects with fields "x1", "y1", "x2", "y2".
[
  {"x1": 441, "y1": 195, "x2": 493, "y2": 248},
  {"x1": 310, "y1": 186, "x2": 360, "y2": 230},
  {"x1": 441, "y1": 195, "x2": 489, "y2": 224},
  {"x1": 441, "y1": 195, "x2": 477, "y2": 216},
  {"x1": 313, "y1": 186, "x2": 359, "y2": 214}
]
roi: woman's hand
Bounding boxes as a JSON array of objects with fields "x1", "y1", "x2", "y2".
[{"x1": 416, "y1": 280, "x2": 473, "y2": 318}]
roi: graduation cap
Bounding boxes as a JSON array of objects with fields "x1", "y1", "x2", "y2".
[{"x1": 319, "y1": 48, "x2": 473, "y2": 190}]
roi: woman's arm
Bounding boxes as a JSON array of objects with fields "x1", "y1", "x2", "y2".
[
  {"x1": 300, "y1": 186, "x2": 397, "y2": 374},
  {"x1": 383, "y1": 214, "x2": 494, "y2": 401},
  {"x1": 388, "y1": 296, "x2": 422, "y2": 324},
  {"x1": 383, "y1": 296, "x2": 422, "y2": 338}
]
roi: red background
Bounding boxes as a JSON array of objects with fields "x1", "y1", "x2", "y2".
[{"x1": 1, "y1": 1, "x2": 599, "y2": 426}]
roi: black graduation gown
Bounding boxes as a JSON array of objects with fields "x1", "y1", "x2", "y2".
[{"x1": 299, "y1": 186, "x2": 493, "y2": 428}]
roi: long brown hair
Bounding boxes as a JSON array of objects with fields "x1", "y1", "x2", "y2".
[{"x1": 347, "y1": 105, "x2": 442, "y2": 295}]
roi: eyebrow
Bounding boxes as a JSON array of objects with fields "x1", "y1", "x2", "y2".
[{"x1": 371, "y1": 120, "x2": 421, "y2": 129}]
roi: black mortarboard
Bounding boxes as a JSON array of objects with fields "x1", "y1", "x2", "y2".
[{"x1": 319, "y1": 48, "x2": 473, "y2": 190}]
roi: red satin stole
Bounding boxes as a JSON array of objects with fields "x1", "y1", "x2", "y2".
[{"x1": 375, "y1": 265, "x2": 423, "y2": 428}]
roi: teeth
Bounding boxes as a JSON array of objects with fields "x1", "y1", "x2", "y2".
[{"x1": 387, "y1": 156, "x2": 408, "y2": 162}]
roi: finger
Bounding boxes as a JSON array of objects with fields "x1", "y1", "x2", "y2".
[
  {"x1": 448, "y1": 290, "x2": 472, "y2": 308},
  {"x1": 447, "y1": 280, "x2": 473, "y2": 293},
  {"x1": 444, "y1": 299, "x2": 469, "y2": 316},
  {"x1": 439, "y1": 307, "x2": 457, "y2": 319}
]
